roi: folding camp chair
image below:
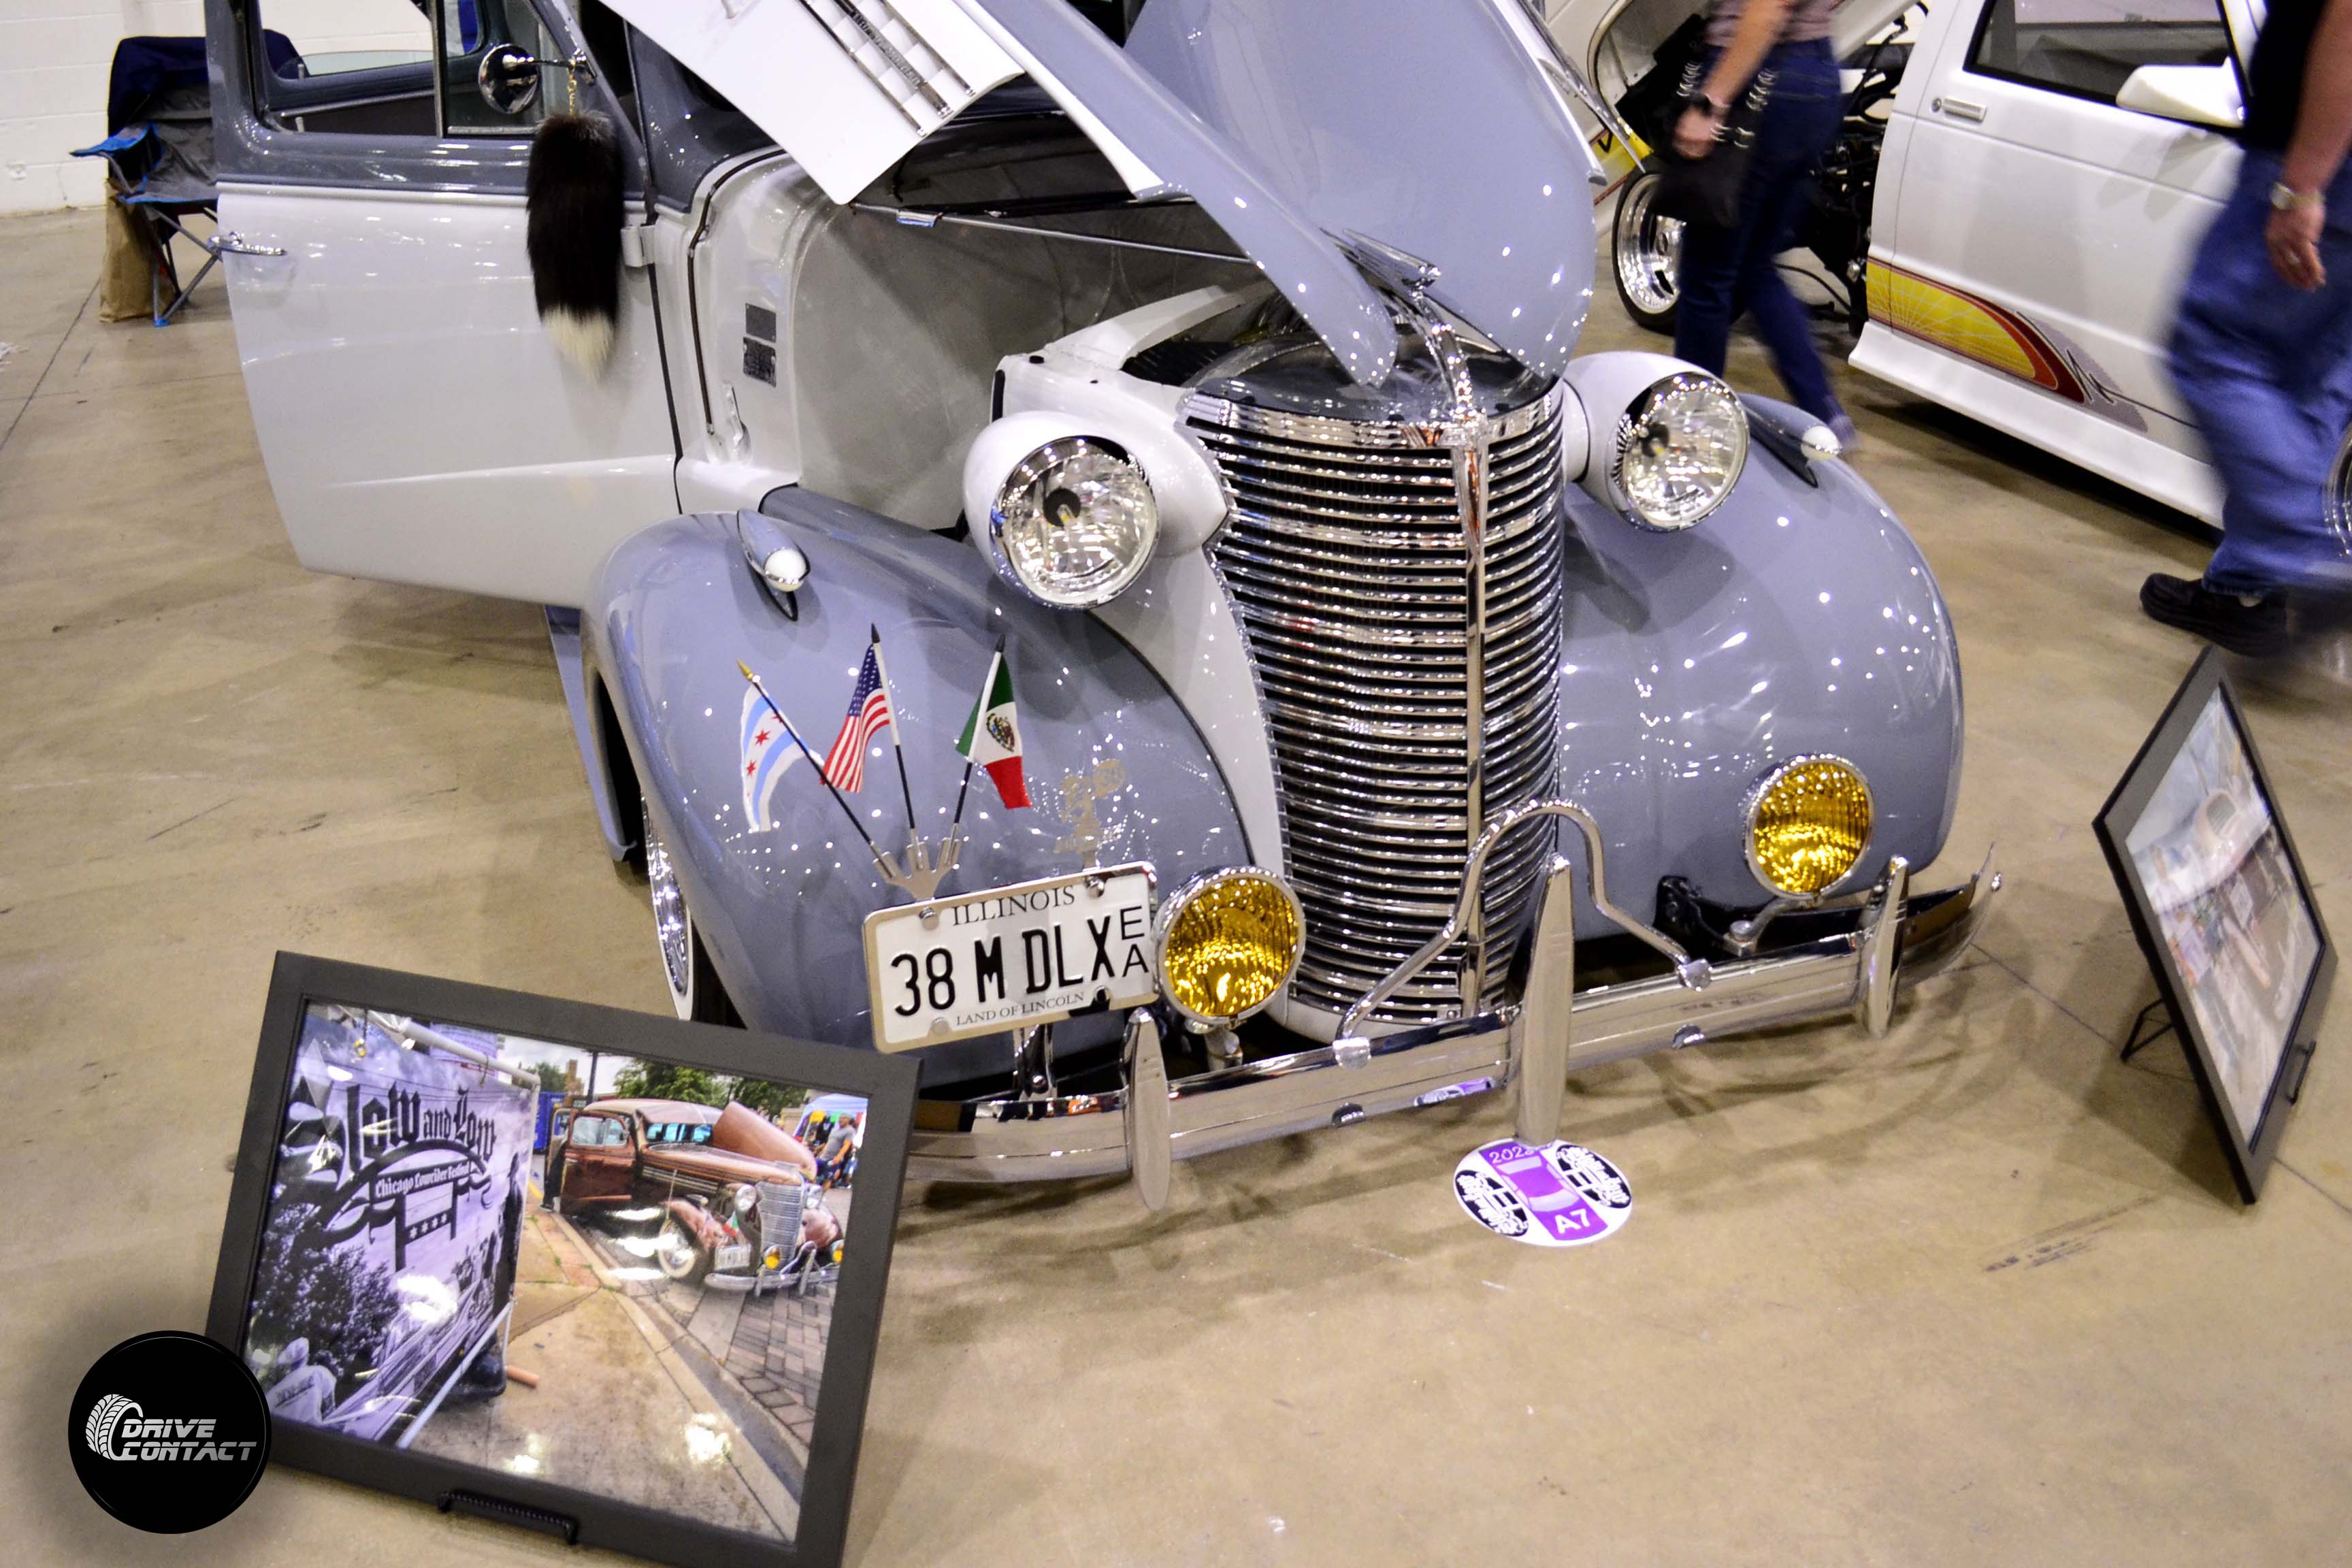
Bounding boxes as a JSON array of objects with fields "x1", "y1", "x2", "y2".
[
  {"x1": 73, "y1": 35, "x2": 297, "y2": 327},
  {"x1": 74, "y1": 120, "x2": 223, "y2": 327}
]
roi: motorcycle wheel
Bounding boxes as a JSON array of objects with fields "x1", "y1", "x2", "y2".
[{"x1": 1612, "y1": 171, "x2": 1683, "y2": 336}]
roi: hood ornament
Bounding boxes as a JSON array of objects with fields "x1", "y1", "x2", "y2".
[{"x1": 1332, "y1": 231, "x2": 1480, "y2": 426}]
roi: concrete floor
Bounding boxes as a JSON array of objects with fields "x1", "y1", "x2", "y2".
[{"x1": 5, "y1": 204, "x2": 2351, "y2": 1565}]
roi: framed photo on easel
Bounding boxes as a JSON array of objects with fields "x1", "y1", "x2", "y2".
[
  {"x1": 209, "y1": 953, "x2": 918, "y2": 1568},
  {"x1": 2094, "y1": 649, "x2": 2332, "y2": 1202}
]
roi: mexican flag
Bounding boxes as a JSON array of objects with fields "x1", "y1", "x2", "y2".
[{"x1": 955, "y1": 647, "x2": 1030, "y2": 808}]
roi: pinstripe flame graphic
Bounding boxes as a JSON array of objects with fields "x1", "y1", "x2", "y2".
[{"x1": 1867, "y1": 260, "x2": 2147, "y2": 433}]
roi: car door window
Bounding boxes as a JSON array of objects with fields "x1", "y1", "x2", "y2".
[
  {"x1": 267, "y1": 0, "x2": 430, "y2": 77},
  {"x1": 252, "y1": 0, "x2": 572, "y2": 137},
  {"x1": 574, "y1": 1115, "x2": 624, "y2": 1147},
  {"x1": 1967, "y1": 0, "x2": 2234, "y2": 105}
]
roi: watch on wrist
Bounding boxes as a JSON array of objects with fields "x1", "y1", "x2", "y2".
[{"x1": 2270, "y1": 181, "x2": 2325, "y2": 213}]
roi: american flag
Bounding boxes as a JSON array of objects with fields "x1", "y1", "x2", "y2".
[{"x1": 821, "y1": 640, "x2": 895, "y2": 792}]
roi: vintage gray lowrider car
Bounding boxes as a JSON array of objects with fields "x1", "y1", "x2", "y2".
[{"x1": 208, "y1": 0, "x2": 1995, "y2": 1207}]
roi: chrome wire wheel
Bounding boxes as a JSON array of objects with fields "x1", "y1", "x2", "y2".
[
  {"x1": 644, "y1": 801, "x2": 696, "y2": 1019},
  {"x1": 653, "y1": 1220, "x2": 708, "y2": 1284},
  {"x1": 640, "y1": 803, "x2": 739, "y2": 1026},
  {"x1": 2330, "y1": 422, "x2": 2352, "y2": 558},
  {"x1": 1612, "y1": 171, "x2": 1683, "y2": 334}
]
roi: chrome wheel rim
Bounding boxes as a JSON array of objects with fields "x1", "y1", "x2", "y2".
[
  {"x1": 644, "y1": 803, "x2": 693, "y2": 1017},
  {"x1": 1615, "y1": 175, "x2": 1684, "y2": 317},
  {"x1": 2330, "y1": 423, "x2": 2352, "y2": 557}
]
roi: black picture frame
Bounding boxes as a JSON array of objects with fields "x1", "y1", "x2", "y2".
[
  {"x1": 208, "y1": 952, "x2": 919, "y2": 1568},
  {"x1": 2093, "y1": 649, "x2": 2333, "y2": 1202}
]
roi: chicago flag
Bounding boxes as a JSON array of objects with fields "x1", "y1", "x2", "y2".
[
  {"x1": 955, "y1": 648, "x2": 1030, "y2": 808},
  {"x1": 740, "y1": 687, "x2": 800, "y2": 832}
]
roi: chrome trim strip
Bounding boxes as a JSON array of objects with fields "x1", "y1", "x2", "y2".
[{"x1": 1456, "y1": 424, "x2": 1491, "y2": 1015}]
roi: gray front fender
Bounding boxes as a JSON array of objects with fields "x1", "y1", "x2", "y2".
[
  {"x1": 585, "y1": 493, "x2": 1245, "y2": 1049},
  {"x1": 1549, "y1": 412, "x2": 1962, "y2": 933}
]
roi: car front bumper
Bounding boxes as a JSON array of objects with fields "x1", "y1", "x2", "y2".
[{"x1": 904, "y1": 811, "x2": 1999, "y2": 1203}]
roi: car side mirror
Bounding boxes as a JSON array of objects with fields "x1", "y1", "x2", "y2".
[
  {"x1": 478, "y1": 41, "x2": 597, "y2": 118},
  {"x1": 2115, "y1": 63, "x2": 2244, "y2": 131}
]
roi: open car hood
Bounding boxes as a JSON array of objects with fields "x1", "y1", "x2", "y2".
[
  {"x1": 1546, "y1": 0, "x2": 1921, "y2": 74},
  {"x1": 604, "y1": 0, "x2": 1599, "y2": 385},
  {"x1": 709, "y1": 1100, "x2": 815, "y2": 1172}
]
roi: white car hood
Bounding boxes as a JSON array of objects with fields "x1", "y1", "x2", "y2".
[{"x1": 606, "y1": 0, "x2": 1599, "y2": 387}]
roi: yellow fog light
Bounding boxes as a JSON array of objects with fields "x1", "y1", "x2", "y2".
[
  {"x1": 1746, "y1": 755, "x2": 1874, "y2": 896},
  {"x1": 1154, "y1": 868, "x2": 1305, "y2": 1028},
  {"x1": 762, "y1": 1245, "x2": 785, "y2": 1270}
]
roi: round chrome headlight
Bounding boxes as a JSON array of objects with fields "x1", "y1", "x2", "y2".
[
  {"x1": 732, "y1": 1184, "x2": 759, "y2": 1214},
  {"x1": 1154, "y1": 868, "x2": 1305, "y2": 1028},
  {"x1": 1745, "y1": 755, "x2": 1874, "y2": 897},
  {"x1": 987, "y1": 437, "x2": 1158, "y2": 608},
  {"x1": 1608, "y1": 371, "x2": 1748, "y2": 531}
]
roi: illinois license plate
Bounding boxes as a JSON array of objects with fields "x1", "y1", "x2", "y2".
[
  {"x1": 862, "y1": 863, "x2": 1158, "y2": 1051},
  {"x1": 716, "y1": 1244, "x2": 751, "y2": 1271}
]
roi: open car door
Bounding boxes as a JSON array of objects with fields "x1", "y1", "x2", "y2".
[{"x1": 211, "y1": 0, "x2": 676, "y2": 606}]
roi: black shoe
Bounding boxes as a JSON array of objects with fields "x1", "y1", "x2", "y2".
[
  {"x1": 2140, "y1": 573, "x2": 2289, "y2": 656},
  {"x1": 444, "y1": 1348, "x2": 508, "y2": 1405}
]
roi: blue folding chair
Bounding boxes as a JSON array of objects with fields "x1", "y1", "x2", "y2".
[
  {"x1": 73, "y1": 34, "x2": 298, "y2": 326},
  {"x1": 74, "y1": 121, "x2": 220, "y2": 327}
]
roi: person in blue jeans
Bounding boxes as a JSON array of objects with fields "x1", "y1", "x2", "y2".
[
  {"x1": 1670, "y1": 0, "x2": 1851, "y2": 443},
  {"x1": 2146, "y1": 0, "x2": 2352, "y2": 655}
]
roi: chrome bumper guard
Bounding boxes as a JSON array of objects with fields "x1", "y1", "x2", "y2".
[{"x1": 904, "y1": 800, "x2": 2001, "y2": 1207}]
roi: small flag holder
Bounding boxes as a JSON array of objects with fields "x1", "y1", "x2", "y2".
[
  {"x1": 874, "y1": 828, "x2": 962, "y2": 903},
  {"x1": 740, "y1": 623, "x2": 1030, "y2": 908}
]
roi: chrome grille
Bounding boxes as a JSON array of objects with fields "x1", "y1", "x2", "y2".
[
  {"x1": 754, "y1": 1179, "x2": 804, "y2": 1264},
  {"x1": 1190, "y1": 380, "x2": 1567, "y2": 1021}
]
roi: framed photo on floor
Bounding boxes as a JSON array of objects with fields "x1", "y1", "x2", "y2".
[
  {"x1": 2094, "y1": 649, "x2": 2332, "y2": 1202},
  {"x1": 208, "y1": 953, "x2": 918, "y2": 1568}
]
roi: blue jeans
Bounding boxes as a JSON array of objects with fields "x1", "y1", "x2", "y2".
[
  {"x1": 2171, "y1": 149, "x2": 2352, "y2": 595},
  {"x1": 1672, "y1": 41, "x2": 1846, "y2": 424}
]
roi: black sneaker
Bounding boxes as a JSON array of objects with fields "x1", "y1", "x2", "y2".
[{"x1": 2140, "y1": 573, "x2": 2289, "y2": 657}]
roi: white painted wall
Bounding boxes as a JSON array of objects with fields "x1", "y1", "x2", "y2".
[{"x1": 0, "y1": 0, "x2": 430, "y2": 214}]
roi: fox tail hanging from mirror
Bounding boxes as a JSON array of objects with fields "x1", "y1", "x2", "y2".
[{"x1": 526, "y1": 112, "x2": 623, "y2": 375}]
